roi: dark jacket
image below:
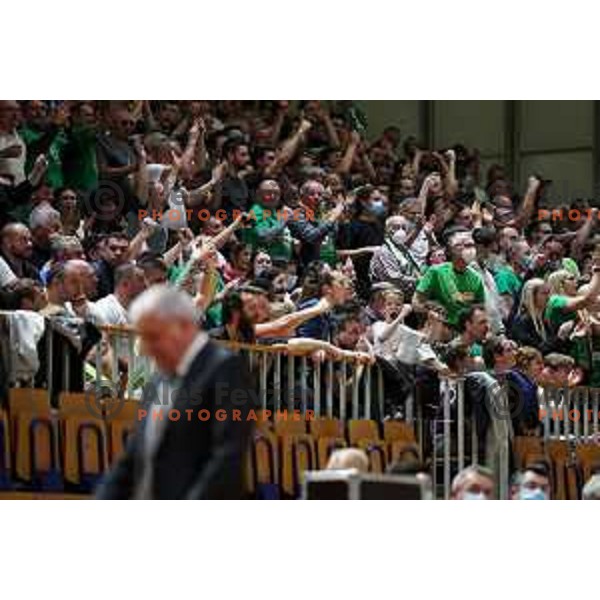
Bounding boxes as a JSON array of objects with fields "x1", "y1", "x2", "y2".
[
  {"x1": 287, "y1": 206, "x2": 336, "y2": 267},
  {"x1": 510, "y1": 314, "x2": 565, "y2": 354},
  {"x1": 96, "y1": 341, "x2": 256, "y2": 499}
]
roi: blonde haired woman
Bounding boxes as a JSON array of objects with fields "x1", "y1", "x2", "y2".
[
  {"x1": 510, "y1": 279, "x2": 557, "y2": 353},
  {"x1": 544, "y1": 267, "x2": 600, "y2": 334}
]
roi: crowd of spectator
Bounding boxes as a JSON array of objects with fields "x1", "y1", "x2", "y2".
[{"x1": 2, "y1": 99, "x2": 600, "y2": 498}]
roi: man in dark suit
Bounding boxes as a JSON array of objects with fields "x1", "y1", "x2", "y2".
[{"x1": 96, "y1": 286, "x2": 255, "y2": 499}]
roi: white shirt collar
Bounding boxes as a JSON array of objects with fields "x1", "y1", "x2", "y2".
[{"x1": 175, "y1": 331, "x2": 209, "y2": 378}]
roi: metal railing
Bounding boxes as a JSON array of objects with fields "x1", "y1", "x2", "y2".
[
  {"x1": 6, "y1": 310, "x2": 596, "y2": 500},
  {"x1": 539, "y1": 386, "x2": 600, "y2": 443},
  {"x1": 433, "y1": 377, "x2": 511, "y2": 499},
  {"x1": 99, "y1": 324, "x2": 386, "y2": 421}
]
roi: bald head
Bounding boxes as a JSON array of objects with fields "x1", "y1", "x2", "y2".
[
  {"x1": 62, "y1": 259, "x2": 97, "y2": 302},
  {"x1": 0, "y1": 223, "x2": 33, "y2": 259},
  {"x1": 326, "y1": 448, "x2": 369, "y2": 473},
  {"x1": 257, "y1": 179, "x2": 281, "y2": 208}
]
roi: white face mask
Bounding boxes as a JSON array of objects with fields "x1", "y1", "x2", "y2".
[
  {"x1": 460, "y1": 248, "x2": 477, "y2": 264},
  {"x1": 391, "y1": 228, "x2": 407, "y2": 246},
  {"x1": 519, "y1": 487, "x2": 547, "y2": 500},
  {"x1": 463, "y1": 491, "x2": 487, "y2": 500}
]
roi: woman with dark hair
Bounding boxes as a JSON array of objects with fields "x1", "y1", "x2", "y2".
[
  {"x1": 337, "y1": 185, "x2": 385, "y2": 300},
  {"x1": 223, "y1": 241, "x2": 252, "y2": 284},
  {"x1": 209, "y1": 290, "x2": 256, "y2": 343}
]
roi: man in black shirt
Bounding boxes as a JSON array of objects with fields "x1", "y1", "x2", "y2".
[
  {"x1": 215, "y1": 139, "x2": 252, "y2": 221},
  {"x1": 91, "y1": 232, "x2": 129, "y2": 299}
]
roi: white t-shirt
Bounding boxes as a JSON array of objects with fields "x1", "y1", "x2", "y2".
[
  {"x1": 0, "y1": 130, "x2": 26, "y2": 184},
  {"x1": 410, "y1": 229, "x2": 429, "y2": 268},
  {"x1": 89, "y1": 293, "x2": 128, "y2": 326},
  {"x1": 0, "y1": 255, "x2": 17, "y2": 287}
]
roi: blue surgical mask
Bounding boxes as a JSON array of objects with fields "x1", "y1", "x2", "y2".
[
  {"x1": 463, "y1": 491, "x2": 487, "y2": 500},
  {"x1": 366, "y1": 200, "x2": 386, "y2": 218},
  {"x1": 519, "y1": 487, "x2": 547, "y2": 500}
]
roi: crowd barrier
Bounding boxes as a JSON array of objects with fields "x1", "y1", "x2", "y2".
[{"x1": 2, "y1": 311, "x2": 599, "y2": 499}]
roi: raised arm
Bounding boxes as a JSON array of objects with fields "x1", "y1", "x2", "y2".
[
  {"x1": 571, "y1": 207, "x2": 598, "y2": 260},
  {"x1": 513, "y1": 176, "x2": 541, "y2": 230},
  {"x1": 562, "y1": 267, "x2": 600, "y2": 312},
  {"x1": 187, "y1": 161, "x2": 228, "y2": 208},
  {"x1": 264, "y1": 119, "x2": 312, "y2": 177},
  {"x1": 336, "y1": 130, "x2": 361, "y2": 175}
]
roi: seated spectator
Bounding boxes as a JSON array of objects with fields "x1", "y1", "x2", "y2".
[
  {"x1": 540, "y1": 353, "x2": 581, "y2": 388},
  {"x1": 510, "y1": 278, "x2": 559, "y2": 354},
  {"x1": 90, "y1": 263, "x2": 146, "y2": 326},
  {"x1": 510, "y1": 462, "x2": 551, "y2": 500},
  {"x1": 508, "y1": 347, "x2": 544, "y2": 434},
  {"x1": 450, "y1": 465, "x2": 495, "y2": 500},
  {"x1": 39, "y1": 235, "x2": 84, "y2": 285},
  {"x1": 0, "y1": 222, "x2": 39, "y2": 281},
  {"x1": 582, "y1": 475, "x2": 600, "y2": 500},
  {"x1": 29, "y1": 201, "x2": 62, "y2": 270}
]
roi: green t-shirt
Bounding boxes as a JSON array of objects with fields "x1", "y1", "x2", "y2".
[
  {"x1": 62, "y1": 125, "x2": 99, "y2": 192},
  {"x1": 416, "y1": 262, "x2": 486, "y2": 326},
  {"x1": 242, "y1": 203, "x2": 293, "y2": 262},
  {"x1": 470, "y1": 343, "x2": 483, "y2": 357},
  {"x1": 494, "y1": 265, "x2": 522, "y2": 297},
  {"x1": 319, "y1": 231, "x2": 337, "y2": 266},
  {"x1": 544, "y1": 294, "x2": 573, "y2": 329},
  {"x1": 20, "y1": 126, "x2": 67, "y2": 189},
  {"x1": 562, "y1": 258, "x2": 580, "y2": 279}
]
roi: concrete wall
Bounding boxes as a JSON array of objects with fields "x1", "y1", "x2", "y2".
[{"x1": 357, "y1": 100, "x2": 596, "y2": 202}]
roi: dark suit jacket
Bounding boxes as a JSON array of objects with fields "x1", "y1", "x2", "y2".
[{"x1": 96, "y1": 341, "x2": 256, "y2": 499}]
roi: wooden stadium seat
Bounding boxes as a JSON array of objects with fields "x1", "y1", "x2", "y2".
[
  {"x1": 58, "y1": 393, "x2": 109, "y2": 490},
  {"x1": 356, "y1": 439, "x2": 387, "y2": 473},
  {"x1": 576, "y1": 444, "x2": 600, "y2": 485},
  {"x1": 547, "y1": 440, "x2": 570, "y2": 500},
  {"x1": 250, "y1": 431, "x2": 279, "y2": 499},
  {"x1": 278, "y1": 434, "x2": 316, "y2": 497},
  {"x1": 8, "y1": 389, "x2": 60, "y2": 488},
  {"x1": 512, "y1": 436, "x2": 546, "y2": 471},
  {"x1": 106, "y1": 400, "x2": 141, "y2": 465},
  {"x1": 254, "y1": 410, "x2": 274, "y2": 435},
  {"x1": 388, "y1": 441, "x2": 421, "y2": 465},
  {"x1": 0, "y1": 409, "x2": 11, "y2": 489},
  {"x1": 348, "y1": 419, "x2": 381, "y2": 445},
  {"x1": 309, "y1": 418, "x2": 344, "y2": 439},
  {"x1": 273, "y1": 417, "x2": 306, "y2": 437},
  {"x1": 383, "y1": 420, "x2": 416, "y2": 444}
]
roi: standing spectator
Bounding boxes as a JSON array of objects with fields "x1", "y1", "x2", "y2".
[
  {"x1": 450, "y1": 465, "x2": 495, "y2": 500},
  {"x1": 62, "y1": 102, "x2": 99, "y2": 193},
  {"x1": 413, "y1": 228, "x2": 485, "y2": 328},
  {"x1": 242, "y1": 180, "x2": 293, "y2": 263},
  {"x1": 288, "y1": 179, "x2": 345, "y2": 269}
]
